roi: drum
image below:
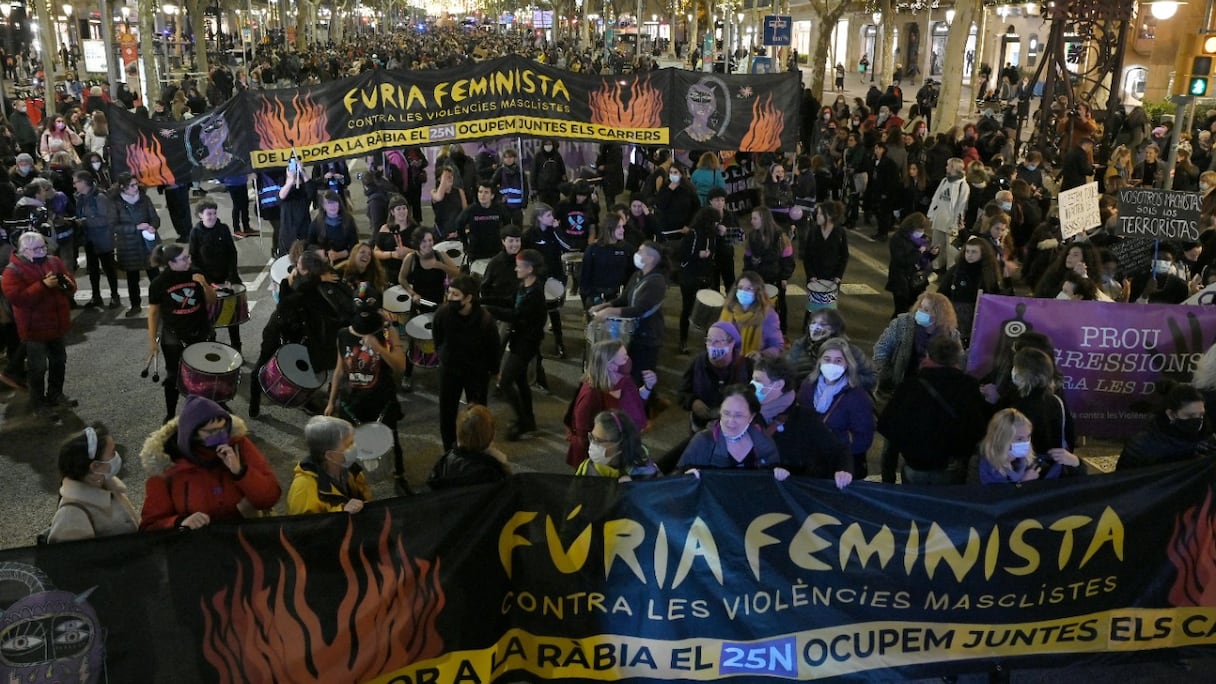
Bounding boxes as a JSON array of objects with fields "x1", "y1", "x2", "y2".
[
  {"x1": 561, "y1": 252, "x2": 584, "y2": 278},
  {"x1": 544, "y1": 277, "x2": 566, "y2": 312},
  {"x1": 690, "y1": 289, "x2": 725, "y2": 331},
  {"x1": 806, "y1": 279, "x2": 840, "y2": 311},
  {"x1": 178, "y1": 342, "x2": 243, "y2": 402},
  {"x1": 434, "y1": 240, "x2": 464, "y2": 265},
  {"x1": 764, "y1": 283, "x2": 779, "y2": 301},
  {"x1": 353, "y1": 422, "x2": 394, "y2": 481},
  {"x1": 405, "y1": 313, "x2": 439, "y2": 368},
  {"x1": 382, "y1": 286, "x2": 413, "y2": 325},
  {"x1": 470, "y1": 258, "x2": 491, "y2": 277},
  {"x1": 210, "y1": 284, "x2": 250, "y2": 327},
  {"x1": 270, "y1": 255, "x2": 293, "y2": 303},
  {"x1": 585, "y1": 317, "x2": 637, "y2": 349},
  {"x1": 258, "y1": 343, "x2": 324, "y2": 407}
]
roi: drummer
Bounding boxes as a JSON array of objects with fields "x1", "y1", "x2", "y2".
[
  {"x1": 397, "y1": 229, "x2": 460, "y2": 391},
  {"x1": 479, "y1": 225, "x2": 523, "y2": 309},
  {"x1": 147, "y1": 243, "x2": 218, "y2": 424},
  {"x1": 580, "y1": 204, "x2": 635, "y2": 310},
  {"x1": 372, "y1": 196, "x2": 417, "y2": 282},
  {"x1": 523, "y1": 203, "x2": 568, "y2": 360},
  {"x1": 325, "y1": 284, "x2": 408, "y2": 495},
  {"x1": 676, "y1": 207, "x2": 721, "y2": 354},
  {"x1": 454, "y1": 181, "x2": 512, "y2": 264},
  {"x1": 188, "y1": 200, "x2": 241, "y2": 353},
  {"x1": 483, "y1": 249, "x2": 548, "y2": 441},
  {"x1": 307, "y1": 190, "x2": 360, "y2": 265},
  {"x1": 589, "y1": 241, "x2": 668, "y2": 386},
  {"x1": 434, "y1": 274, "x2": 500, "y2": 452}
]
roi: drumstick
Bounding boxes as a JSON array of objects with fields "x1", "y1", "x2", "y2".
[{"x1": 417, "y1": 298, "x2": 437, "y2": 308}]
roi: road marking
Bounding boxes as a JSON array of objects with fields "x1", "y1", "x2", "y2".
[{"x1": 248, "y1": 258, "x2": 274, "y2": 292}]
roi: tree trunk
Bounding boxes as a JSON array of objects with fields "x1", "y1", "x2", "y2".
[
  {"x1": 295, "y1": 1, "x2": 308, "y2": 52},
  {"x1": 931, "y1": 0, "x2": 979, "y2": 134},
  {"x1": 807, "y1": 0, "x2": 848, "y2": 102},
  {"x1": 877, "y1": 0, "x2": 894, "y2": 87},
  {"x1": 183, "y1": 0, "x2": 209, "y2": 75},
  {"x1": 138, "y1": 0, "x2": 160, "y2": 104},
  {"x1": 331, "y1": 0, "x2": 349, "y2": 44},
  {"x1": 688, "y1": 0, "x2": 698, "y2": 67}
]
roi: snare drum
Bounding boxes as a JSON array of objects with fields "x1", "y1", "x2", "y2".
[
  {"x1": 210, "y1": 284, "x2": 250, "y2": 327},
  {"x1": 764, "y1": 283, "x2": 779, "y2": 301},
  {"x1": 178, "y1": 341, "x2": 243, "y2": 402},
  {"x1": 270, "y1": 255, "x2": 293, "y2": 303},
  {"x1": 353, "y1": 422, "x2": 394, "y2": 481},
  {"x1": 561, "y1": 252, "x2": 584, "y2": 278},
  {"x1": 258, "y1": 343, "x2": 324, "y2": 407},
  {"x1": 434, "y1": 240, "x2": 465, "y2": 265},
  {"x1": 470, "y1": 258, "x2": 491, "y2": 277},
  {"x1": 382, "y1": 286, "x2": 413, "y2": 327},
  {"x1": 690, "y1": 289, "x2": 725, "y2": 331},
  {"x1": 585, "y1": 317, "x2": 637, "y2": 349},
  {"x1": 405, "y1": 313, "x2": 439, "y2": 368},
  {"x1": 806, "y1": 279, "x2": 839, "y2": 311},
  {"x1": 544, "y1": 277, "x2": 566, "y2": 312}
]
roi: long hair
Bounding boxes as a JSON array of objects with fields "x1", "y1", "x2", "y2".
[
  {"x1": 723, "y1": 271, "x2": 774, "y2": 316},
  {"x1": 962, "y1": 236, "x2": 1002, "y2": 293},
  {"x1": 749, "y1": 206, "x2": 782, "y2": 251},
  {"x1": 806, "y1": 337, "x2": 862, "y2": 388},
  {"x1": 1011, "y1": 347, "x2": 1055, "y2": 397},
  {"x1": 981, "y1": 408, "x2": 1032, "y2": 478},
  {"x1": 585, "y1": 339, "x2": 626, "y2": 392},
  {"x1": 593, "y1": 409, "x2": 647, "y2": 472},
  {"x1": 336, "y1": 241, "x2": 386, "y2": 290},
  {"x1": 912, "y1": 292, "x2": 959, "y2": 335}
]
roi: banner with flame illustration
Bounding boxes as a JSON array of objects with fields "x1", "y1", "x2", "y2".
[
  {"x1": 108, "y1": 55, "x2": 800, "y2": 182},
  {"x1": 968, "y1": 295, "x2": 1216, "y2": 440},
  {"x1": 10, "y1": 463, "x2": 1216, "y2": 682}
]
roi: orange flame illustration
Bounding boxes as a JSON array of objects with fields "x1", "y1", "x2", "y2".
[
  {"x1": 739, "y1": 94, "x2": 785, "y2": 152},
  {"x1": 589, "y1": 77, "x2": 663, "y2": 129},
  {"x1": 123, "y1": 133, "x2": 175, "y2": 186},
  {"x1": 1167, "y1": 488, "x2": 1216, "y2": 606},
  {"x1": 201, "y1": 510, "x2": 445, "y2": 682},
  {"x1": 253, "y1": 92, "x2": 328, "y2": 150}
]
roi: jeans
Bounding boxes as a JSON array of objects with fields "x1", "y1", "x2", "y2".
[
  {"x1": 499, "y1": 349, "x2": 536, "y2": 429},
  {"x1": 26, "y1": 337, "x2": 66, "y2": 405}
]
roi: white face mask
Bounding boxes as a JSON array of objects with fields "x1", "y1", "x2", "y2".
[
  {"x1": 98, "y1": 454, "x2": 122, "y2": 478},
  {"x1": 331, "y1": 446, "x2": 358, "y2": 468},
  {"x1": 1153, "y1": 260, "x2": 1173, "y2": 276},
  {"x1": 819, "y1": 362, "x2": 846, "y2": 382},
  {"x1": 91, "y1": 162, "x2": 102, "y2": 171},
  {"x1": 633, "y1": 253, "x2": 646, "y2": 270},
  {"x1": 588, "y1": 442, "x2": 612, "y2": 466}
]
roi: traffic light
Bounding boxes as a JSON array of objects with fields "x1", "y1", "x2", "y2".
[{"x1": 1190, "y1": 35, "x2": 1216, "y2": 96}]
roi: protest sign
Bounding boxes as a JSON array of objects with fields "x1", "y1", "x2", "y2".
[
  {"x1": 1058, "y1": 182, "x2": 1100, "y2": 240},
  {"x1": 1116, "y1": 188, "x2": 1202, "y2": 241}
]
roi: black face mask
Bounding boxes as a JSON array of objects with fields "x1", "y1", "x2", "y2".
[{"x1": 1174, "y1": 417, "x2": 1205, "y2": 434}]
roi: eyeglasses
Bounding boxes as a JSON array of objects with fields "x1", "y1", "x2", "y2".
[
  {"x1": 705, "y1": 337, "x2": 733, "y2": 346},
  {"x1": 125, "y1": 183, "x2": 139, "y2": 190},
  {"x1": 26, "y1": 245, "x2": 47, "y2": 255},
  {"x1": 588, "y1": 432, "x2": 614, "y2": 446}
]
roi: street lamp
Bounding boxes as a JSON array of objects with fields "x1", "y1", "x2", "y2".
[
  {"x1": 871, "y1": 11, "x2": 880, "y2": 82},
  {"x1": 1145, "y1": 1, "x2": 1185, "y2": 20},
  {"x1": 945, "y1": 8, "x2": 956, "y2": 25}
]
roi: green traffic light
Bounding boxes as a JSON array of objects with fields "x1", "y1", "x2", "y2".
[{"x1": 1191, "y1": 77, "x2": 1209, "y2": 96}]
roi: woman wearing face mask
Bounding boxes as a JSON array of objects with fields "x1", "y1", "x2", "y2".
[
  {"x1": 140, "y1": 395, "x2": 281, "y2": 530},
  {"x1": 46, "y1": 423, "x2": 138, "y2": 542},
  {"x1": 531, "y1": 139, "x2": 567, "y2": 208},
  {"x1": 760, "y1": 162, "x2": 797, "y2": 232},
  {"x1": 428, "y1": 405, "x2": 512, "y2": 489},
  {"x1": 111, "y1": 173, "x2": 162, "y2": 317},
  {"x1": 679, "y1": 321, "x2": 752, "y2": 433},
  {"x1": 434, "y1": 275, "x2": 500, "y2": 452},
  {"x1": 752, "y1": 356, "x2": 853, "y2": 487},
  {"x1": 566, "y1": 340, "x2": 651, "y2": 467},
  {"x1": 794, "y1": 339, "x2": 875, "y2": 478},
  {"x1": 801, "y1": 200, "x2": 849, "y2": 330},
  {"x1": 677, "y1": 384, "x2": 788, "y2": 480},
  {"x1": 576, "y1": 409, "x2": 660, "y2": 480},
  {"x1": 979, "y1": 409, "x2": 1077, "y2": 484},
  {"x1": 39, "y1": 116, "x2": 82, "y2": 165},
  {"x1": 885, "y1": 212, "x2": 937, "y2": 318},
  {"x1": 997, "y1": 348, "x2": 1079, "y2": 467},
  {"x1": 873, "y1": 291, "x2": 960, "y2": 396},
  {"x1": 287, "y1": 416, "x2": 372, "y2": 515},
  {"x1": 74, "y1": 170, "x2": 121, "y2": 309},
  {"x1": 590, "y1": 241, "x2": 668, "y2": 386},
  {"x1": 580, "y1": 204, "x2": 636, "y2": 310},
  {"x1": 719, "y1": 272, "x2": 783, "y2": 361}
]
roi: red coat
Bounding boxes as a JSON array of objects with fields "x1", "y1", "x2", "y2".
[
  {"x1": 565, "y1": 376, "x2": 648, "y2": 467},
  {"x1": 139, "y1": 417, "x2": 281, "y2": 531},
  {"x1": 1, "y1": 252, "x2": 74, "y2": 341}
]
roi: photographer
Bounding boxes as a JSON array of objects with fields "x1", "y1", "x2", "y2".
[{"x1": 2, "y1": 232, "x2": 77, "y2": 422}]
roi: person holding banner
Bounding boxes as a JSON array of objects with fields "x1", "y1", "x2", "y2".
[
  {"x1": 1033, "y1": 242, "x2": 1102, "y2": 300},
  {"x1": 287, "y1": 416, "x2": 371, "y2": 516},
  {"x1": 979, "y1": 409, "x2": 1077, "y2": 484},
  {"x1": 677, "y1": 384, "x2": 787, "y2": 479},
  {"x1": 575, "y1": 410, "x2": 660, "y2": 480},
  {"x1": 790, "y1": 341, "x2": 871, "y2": 481},
  {"x1": 1130, "y1": 243, "x2": 1193, "y2": 304},
  {"x1": 938, "y1": 237, "x2": 1001, "y2": 346},
  {"x1": 999, "y1": 348, "x2": 1078, "y2": 461},
  {"x1": 45, "y1": 423, "x2": 139, "y2": 543},
  {"x1": 428, "y1": 405, "x2": 512, "y2": 490}
]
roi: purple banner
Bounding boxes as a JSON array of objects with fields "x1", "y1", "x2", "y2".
[{"x1": 967, "y1": 295, "x2": 1216, "y2": 439}]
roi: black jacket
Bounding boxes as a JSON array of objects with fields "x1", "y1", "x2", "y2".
[
  {"x1": 1118, "y1": 417, "x2": 1216, "y2": 470},
  {"x1": 878, "y1": 365, "x2": 989, "y2": 470},
  {"x1": 428, "y1": 448, "x2": 509, "y2": 490},
  {"x1": 485, "y1": 280, "x2": 547, "y2": 356},
  {"x1": 188, "y1": 220, "x2": 240, "y2": 284},
  {"x1": 433, "y1": 302, "x2": 500, "y2": 377},
  {"x1": 764, "y1": 404, "x2": 852, "y2": 478}
]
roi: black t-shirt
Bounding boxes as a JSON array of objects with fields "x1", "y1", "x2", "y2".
[{"x1": 149, "y1": 267, "x2": 212, "y2": 343}]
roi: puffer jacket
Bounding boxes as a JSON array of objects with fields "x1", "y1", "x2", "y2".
[
  {"x1": 138, "y1": 414, "x2": 281, "y2": 530},
  {"x1": 112, "y1": 191, "x2": 161, "y2": 272},
  {"x1": 2, "y1": 251, "x2": 74, "y2": 341},
  {"x1": 286, "y1": 461, "x2": 372, "y2": 515}
]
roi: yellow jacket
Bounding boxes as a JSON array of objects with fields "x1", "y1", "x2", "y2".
[{"x1": 286, "y1": 461, "x2": 373, "y2": 515}]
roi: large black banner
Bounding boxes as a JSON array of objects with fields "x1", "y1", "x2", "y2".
[
  {"x1": 109, "y1": 55, "x2": 800, "y2": 186},
  {"x1": 8, "y1": 461, "x2": 1216, "y2": 682}
]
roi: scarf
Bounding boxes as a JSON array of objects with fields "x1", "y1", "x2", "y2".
[
  {"x1": 759, "y1": 391, "x2": 796, "y2": 424},
  {"x1": 813, "y1": 376, "x2": 848, "y2": 414}
]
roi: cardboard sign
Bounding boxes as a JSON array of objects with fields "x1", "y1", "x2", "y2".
[
  {"x1": 1058, "y1": 182, "x2": 1100, "y2": 240},
  {"x1": 1107, "y1": 236, "x2": 1156, "y2": 278}
]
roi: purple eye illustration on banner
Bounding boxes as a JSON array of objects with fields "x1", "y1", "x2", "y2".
[{"x1": 0, "y1": 562, "x2": 104, "y2": 684}]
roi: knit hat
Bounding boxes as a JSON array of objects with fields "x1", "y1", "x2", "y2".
[
  {"x1": 709, "y1": 321, "x2": 742, "y2": 352},
  {"x1": 177, "y1": 395, "x2": 230, "y2": 460}
]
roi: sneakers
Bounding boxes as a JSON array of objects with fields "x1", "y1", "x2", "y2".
[
  {"x1": 125, "y1": 305, "x2": 142, "y2": 318},
  {"x1": 109, "y1": 295, "x2": 121, "y2": 309},
  {"x1": 555, "y1": 345, "x2": 567, "y2": 359}
]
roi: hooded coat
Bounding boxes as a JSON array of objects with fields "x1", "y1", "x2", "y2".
[{"x1": 139, "y1": 397, "x2": 280, "y2": 530}]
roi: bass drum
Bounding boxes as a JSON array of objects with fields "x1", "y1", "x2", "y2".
[
  {"x1": 258, "y1": 343, "x2": 324, "y2": 407},
  {"x1": 178, "y1": 342, "x2": 243, "y2": 402}
]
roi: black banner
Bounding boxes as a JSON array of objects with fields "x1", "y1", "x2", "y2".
[
  {"x1": 1116, "y1": 188, "x2": 1202, "y2": 242},
  {"x1": 8, "y1": 461, "x2": 1216, "y2": 682},
  {"x1": 109, "y1": 55, "x2": 801, "y2": 185}
]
